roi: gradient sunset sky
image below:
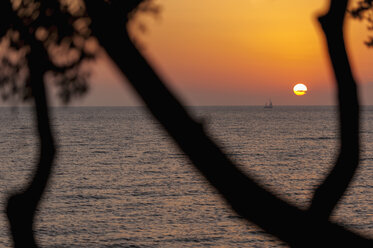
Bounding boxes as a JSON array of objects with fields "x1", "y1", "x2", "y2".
[{"x1": 24, "y1": 0, "x2": 373, "y2": 106}]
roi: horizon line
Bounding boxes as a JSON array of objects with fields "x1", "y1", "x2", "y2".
[{"x1": 1, "y1": 104, "x2": 373, "y2": 108}]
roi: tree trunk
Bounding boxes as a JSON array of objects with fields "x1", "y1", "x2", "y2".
[
  {"x1": 309, "y1": 0, "x2": 360, "y2": 220},
  {"x1": 5, "y1": 2, "x2": 56, "y2": 246},
  {"x1": 85, "y1": 0, "x2": 372, "y2": 246}
]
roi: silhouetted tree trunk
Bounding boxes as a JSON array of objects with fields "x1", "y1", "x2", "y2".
[
  {"x1": 85, "y1": 0, "x2": 372, "y2": 246},
  {"x1": 3, "y1": 2, "x2": 56, "y2": 247},
  {"x1": 309, "y1": 0, "x2": 360, "y2": 220}
]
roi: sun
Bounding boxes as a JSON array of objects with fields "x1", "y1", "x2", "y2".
[{"x1": 293, "y1": 83, "x2": 307, "y2": 96}]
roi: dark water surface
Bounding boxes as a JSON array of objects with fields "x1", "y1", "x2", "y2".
[{"x1": 0, "y1": 106, "x2": 372, "y2": 247}]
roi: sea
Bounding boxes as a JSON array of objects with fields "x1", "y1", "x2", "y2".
[{"x1": 0, "y1": 106, "x2": 372, "y2": 247}]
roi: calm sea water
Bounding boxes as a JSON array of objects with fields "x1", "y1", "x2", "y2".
[{"x1": 0, "y1": 106, "x2": 372, "y2": 247}]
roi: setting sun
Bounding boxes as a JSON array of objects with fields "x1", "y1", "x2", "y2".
[{"x1": 293, "y1": 83, "x2": 308, "y2": 96}]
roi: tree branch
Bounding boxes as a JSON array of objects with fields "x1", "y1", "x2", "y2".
[
  {"x1": 4, "y1": 1, "x2": 56, "y2": 247},
  {"x1": 85, "y1": 1, "x2": 371, "y2": 246},
  {"x1": 309, "y1": 0, "x2": 360, "y2": 220}
]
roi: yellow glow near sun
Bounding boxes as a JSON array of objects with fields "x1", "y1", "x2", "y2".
[{"x1": 293, "y1": 83, "x2": 307, "y2": 96}]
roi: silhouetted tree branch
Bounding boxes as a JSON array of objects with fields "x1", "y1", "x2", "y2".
[
  {"x1": 84, "y1": 0, "x2": 372, "y2": 246},
  {"x1": 350, "y1": 0, "x2": 373, "y2": 47},
  {"x1": 6, "y1": 45, "x2": 55, "y2": 248},
  {"x1": 309, "y1": 0, "x2": 360, "y2": 220},
  {"x1": 0, "y1": 0, "x2": 90, "y2": 246},
  {"x1": 1, "y1": 4, "x2": 56, "y2": 248}
]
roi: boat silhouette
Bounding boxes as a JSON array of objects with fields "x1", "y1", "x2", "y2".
[{"x1": 264, "y1": 99, "x2": 273, "y2": 108}]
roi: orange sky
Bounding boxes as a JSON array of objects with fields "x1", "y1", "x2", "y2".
[
  {"x1": 126, "y1": 0, "x2": 373, "y2": 106},
  {"x1": 18, "y1": 0, "x2": 373, "y2": 106}
]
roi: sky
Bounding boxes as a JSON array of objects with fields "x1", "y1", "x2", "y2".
[{"x1": 4, "y1": 0, "x2": 373, "y2": 106}]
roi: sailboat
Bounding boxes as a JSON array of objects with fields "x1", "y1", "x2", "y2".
[{"x1": 264, "y1": 99, "x2": 273, "y2": 108}]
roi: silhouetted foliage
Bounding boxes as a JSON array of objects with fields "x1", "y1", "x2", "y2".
[
  {"x1": 350, "y1": 0, "x2": 373, "y2": 47},
  {"x1": 0, "y1": 0, "x2": 159, "y2": 104},
  {"x1": 0, "y1": 0, "x2": 372, "y2": 247},
  {"x1": 0, "y1": 0, "x2": 95, "y2": 103}
]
